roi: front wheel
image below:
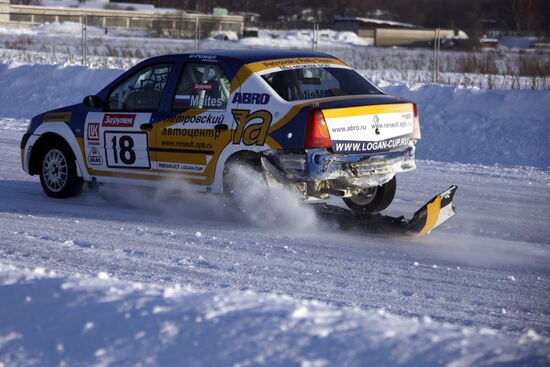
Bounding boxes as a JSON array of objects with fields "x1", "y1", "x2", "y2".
[
  {"x1": 343, "y1": 176, "x2": 396, "y2": 214},
  {"x1": 39, "y1": 143, "x2": 82, "y2": 198}
]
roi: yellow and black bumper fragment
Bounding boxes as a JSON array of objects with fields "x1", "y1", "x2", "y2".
[{"x1": 314, "y1": 186, "x2": 457, "y2": 237}]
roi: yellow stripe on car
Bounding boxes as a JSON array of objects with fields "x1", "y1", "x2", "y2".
[{"x1": 322, "y1": 104, "x2": 413, "y2": 119}]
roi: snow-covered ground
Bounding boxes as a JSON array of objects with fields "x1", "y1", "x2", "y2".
[{"x1": 0, "y1": 61, "x2": 549, "y2": 365}]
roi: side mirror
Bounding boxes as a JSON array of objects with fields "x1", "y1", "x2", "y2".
[{"x1": 83, "y1": 95, "x2": 103, "y2": 109}]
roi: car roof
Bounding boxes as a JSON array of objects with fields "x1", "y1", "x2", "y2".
[{"x1": 147, "y1": 49, "x2": 338, "y2": 66}]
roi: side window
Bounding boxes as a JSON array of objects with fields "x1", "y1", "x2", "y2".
[
  {"x1": 173, "y1": 63, "x2": 230, "y2": 110},
  {"x1": 107, "y1": 63, "x2": 173, "y2": 111}
]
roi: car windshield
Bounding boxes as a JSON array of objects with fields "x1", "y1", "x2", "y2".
[{"x1": 261, "y1": 67, "x2": 381, "y2": 101}]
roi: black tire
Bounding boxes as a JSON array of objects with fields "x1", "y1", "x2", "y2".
[
  {"x1": 343, "y1": 176, "x2": 396, "y2": 214},
  {"x1": 39, "y1": 142, "x2": 83, "y2": 198}
]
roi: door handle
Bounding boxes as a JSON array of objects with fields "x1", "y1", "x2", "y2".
[
  {"x1": 140, "y1": 123, "x2": 153, "y2": 130},
  {"x1": 214, "y1": 123, "x2": 228, "y2": 130}
]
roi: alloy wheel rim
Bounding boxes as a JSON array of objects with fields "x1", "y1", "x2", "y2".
[
  {"x1": 42, "y1": 149, "x2": 68, "y2": 193},
  {"x1": 350, "y1": 187, "x2": 377, "y2": 205}
]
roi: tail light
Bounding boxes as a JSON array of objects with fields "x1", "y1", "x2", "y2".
[
  {"x1": 412, "y1": 103, "x2": 421, "y2": 139},
  {"x1": 305, "y1": 110, "x2": 332, "y2": 149}
]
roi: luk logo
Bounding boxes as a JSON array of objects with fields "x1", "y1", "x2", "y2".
[
  {"x1": 231, "y1": 109, "x2": 272, "y2": 146},
  {"x1": 232, "y1": 93, "x2": 270, "y2": 105},
  {"x1": 102, "y1": 114, "x2": 135, "y2": 127},
  {"x1": 87, "y1": 123, "x2": 99, "y2": 141}
]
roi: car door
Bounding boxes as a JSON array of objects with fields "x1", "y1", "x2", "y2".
[
  {"x1": 151, "y1": 61, "x2": 233, "y2": 186},
  {"x1": 83, "y1": 63, "x2": 173, "y2": 181}
]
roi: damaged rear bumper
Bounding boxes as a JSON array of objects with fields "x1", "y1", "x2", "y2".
[{"x1": 264, "y1": 145, "x2": 416, "y2": 188}]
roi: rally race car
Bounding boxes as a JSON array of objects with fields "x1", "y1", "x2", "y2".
[{"x1": 21, "y1": 49, "x2": 456, "y2": 236}]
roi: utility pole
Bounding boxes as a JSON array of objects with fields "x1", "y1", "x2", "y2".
[
  {"x1": 195, "y1": 16, "x2": 200, "y2": 50},
  {"x1": 81, "y1": 14, "x2": 88, "y2": 66},
  {"x1": 312, "y1": 23, "x2": 319, "y2": 51},
  {"x1": 433, "y1": 28, "x2": 440, "y2": 83}
]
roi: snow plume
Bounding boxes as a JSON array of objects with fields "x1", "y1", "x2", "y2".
[
  {"x1": 91, "y1": 166, "x2": 319, "y2": 233},
  {"x1": 227, "y1": 165, "x2": 319, "y2": 232}
]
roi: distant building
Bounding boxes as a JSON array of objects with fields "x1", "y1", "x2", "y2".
[
  {"x1": 334, "y1": 16, "x2": 468, "y2": 48},
  {"x1": 0, "y1": 0, "x2": 244, "y2": 38},
  {"x1": 479, "y1": 36, "x2": 498, "y2": 50}
]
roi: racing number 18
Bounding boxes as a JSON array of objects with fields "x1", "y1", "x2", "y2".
[
  {"x1": 111, "y1": 135, "x2": 136, "y2": 165},
  {"x1": 104, "y1": 131, "x2": 150, "y2": 169}
]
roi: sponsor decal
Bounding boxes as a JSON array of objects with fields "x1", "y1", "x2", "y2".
[
  {"x1": 231, "y1": 109, "x2": 272, "y2": 146},
  {"x1": 260, "y1": 57, "x2": 341, "y2": 68},
  {"x1": 189, "y1": 54, "x2": 217, "y2": 61},
  {"x1": 87, "y1": 146, "x2": 103, "y2": 165},
  {"x1": 43, "y1": 111, "x2": 72, "y2": 123},
  {"x1": 158, "y1": 140, "x2": 213, "y2": 150},
  {"x1": 163, "y1": 113, "x2": 224, "y2": 125},
  {"x1": 280, "y1": 63, "x2": 331, "y2": 71},
  {"x1": 87, "y1": 123, "x2": 100, "y2": 141},
  {"x1": 157, "y1": 162, "x2": 206, "y2": 173},
  {"x1": 329, "y1": 119, "x2": 411, "y2": 134},
  {"x1": 161, "y1": 128, "x2": 223, "y2": 139},
  {"x1": 302, "y1": 90, "x2": 327, "y2": 99},
  {"x1": 192, "y1": 83, "x2": 213, "y2": 91},
  {"x1": 102, "y1": 114, "x2": 135, "y2": 128},
  {"x1": 190, "y1": 95, "x2": 225, "y2": 109},
  {"x1": 232, "y1": 92, "x2": 270, "y2": 105},
  {"x1": 174, "y1": 95, "x2": 225, "y2": 109},
  {"x1": 333, "y1": 136, "x2": 410, "y2": 154}
]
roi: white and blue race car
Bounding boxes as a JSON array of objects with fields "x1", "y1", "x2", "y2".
[{"x1": 21, "y1": 50, "x2": 456, "y2": 236}]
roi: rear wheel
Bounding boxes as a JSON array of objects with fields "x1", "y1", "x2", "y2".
[
  {"x1": 343, "y1": 176, "x2": 396, "y2": 214},
  {"x1": 223, "y1": 153, "x2": 265, "y2": 200},
  {"x1": 39, "y1": 143, "x2": 82, "y2": 198}
]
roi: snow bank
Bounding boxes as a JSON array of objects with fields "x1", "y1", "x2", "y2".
[
  {"x1": 0, "y1": 21, "x2": 150, "y2": 38},
  {"x1": 377, "y1": 80, "x2": 550, "y2": 168},
  {"x1": 1, "y1": 263, "x2": 548, "y2": 366},
  {"x1": 1, "y1": 62, "x2": 548, "y2": 168},
  {"x1": 0, "y1": 63, "x2": 123, "y2": 120}
]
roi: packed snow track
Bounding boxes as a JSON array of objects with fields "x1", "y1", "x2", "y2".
[{"x1": 1, "y1": 123, "x2": 550, "y2": 365}]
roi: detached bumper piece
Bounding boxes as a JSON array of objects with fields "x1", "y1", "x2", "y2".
[{"x1": 313, "y1": 186, "x2": 458, "y2": 237}]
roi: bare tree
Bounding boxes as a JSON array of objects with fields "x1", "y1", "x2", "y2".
[
  {"x1": 10, "y1": 0, "x2": 42, "y2": 5},
  {"x1": 512, "y1": 0, "x2": 545, "y2": 31}
]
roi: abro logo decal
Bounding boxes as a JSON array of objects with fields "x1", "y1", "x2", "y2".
[
  {"x1": 232, "y1": 93, "x2": 270, "y2": 105},
  {"x1": 87, "y1": 123, "x2": 99, "y2": 141},
  {"x1": 102, "y1": 114, "x2": 136, "y2": 127},
  {"x1": 231, "y1": 109, "x2": 272, "y2": 146}
]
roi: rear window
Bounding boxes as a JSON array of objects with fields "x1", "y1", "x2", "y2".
[{"x1": 261, "y1": 67, "x2": 381, "y2": 101}]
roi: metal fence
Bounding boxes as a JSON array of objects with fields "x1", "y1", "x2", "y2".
[{"x1": 6, "y1": 11, "x2": 243, "y2": 66}]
